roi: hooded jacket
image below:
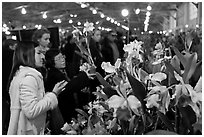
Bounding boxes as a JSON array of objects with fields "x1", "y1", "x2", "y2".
[{"x1": 7, "y1": 66, "x2": 58, "y2": 135}]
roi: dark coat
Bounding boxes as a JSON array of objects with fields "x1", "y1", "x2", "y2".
[{"x1": 45, "y1": 67, "x2": 90, "y2": 134}]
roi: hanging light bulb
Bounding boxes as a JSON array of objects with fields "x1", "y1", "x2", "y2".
[
  {"x1": 147, "y1": 5, "x2": 152, "y2": 11},
  {"x1": 42, "y1": 12, "x2": 47, "y2": 19},
  {"x1": 77, "y1": 22, "x2": 81, "y2": 25},
  {"x1": 121, "y1": 9, "x2": 129, "y2": 17},
  {"x1": 100, "y1": 13, "x2": 105, "y2": 18},
  {"x1": 135, "y1": 8, "x2": 140, "y2": 14},
  {"x1": 21, "y1": 7, "x2": 27, "y2": 14}
]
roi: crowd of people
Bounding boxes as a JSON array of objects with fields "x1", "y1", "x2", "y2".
[
  {"x1": 2, "y1": 26, "x2": 202, "y2": 135},
  {"x1": 2, "y1": 27, "x2": 126, "y2": 135}
]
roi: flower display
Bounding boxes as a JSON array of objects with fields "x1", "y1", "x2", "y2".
[{"x1": 60, "y1": 28, "x2": 202, "y2": 135}]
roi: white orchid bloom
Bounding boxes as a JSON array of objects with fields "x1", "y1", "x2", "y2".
[
  {"x1": 101, "y1": 59, "x2": 121, "y2": 73},
  {"x1": 106, "y1": 94, "x2": 141, "y2": 116},
  {"x1": 145, "y1": 94, "x2": 160, "y2": 108},
  {"x1": 147, "y1": 72, "x2": 167, "y2": 82},
  {"x1": 145, "y1": 85, "x2": 170, "y2": 114},
  {"x1": 83, "y1": 21, "x2": 95, "y2": 33},
  {"x1": 155, "y1": 42, "x2": 163, "y2": 50},
  {"x1": 172, "y1": 71, "x2": 202, "y2": 116}
]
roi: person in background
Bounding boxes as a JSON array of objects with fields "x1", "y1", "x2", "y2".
[
  {"x1": 7, "y1": 41, "x2": 67, "y2": 135},
  {"x1": 2, "y1": 38, "x2": 18, "y2": 135},
  {"x1": 89, "y1": 29, "x2": 104, "y2": 76},
  {"x1": 32, "y1": 28, "x2": 51, "y2": 79},
  {"x1": 101, "y1": 30, "x2": 120, "y2": 65},
  {"x1": 45, "y1": 49, "x2": 95, "y2": 134}
]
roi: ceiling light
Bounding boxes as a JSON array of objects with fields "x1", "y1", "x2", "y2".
[
  {"x1": 23, "y1": 25, "x2": 26, "y2": 29},
  {"x1": 121, "y1": 9, "x2": 129, "y2": 17},
  {"x1": 21, "y1": 7, "x2": 26, "y2": 14},
  {"x1": 92, "y1": 9, "x2": 97, "y2": 14},
  {"x1": 110, "y1": 19, "x2": 114, "y2": 23},
  {"x1": 81, "y1": 3, "x2": 87, "y2": 8},
  {"x1": 77, "y1": 22, "x2": 81, "y2": 25},
  {"x1": 42, "y1": 12, "x2": 47, "y2": 19},
  {"x1": 74, "y1": 14, "x2": 77, "y2": 17},
  {"x1": 196, "y1": 24, "x2": 199, "y2": 28},
  {"x1": 106, "y1": 17, "x2": 110, "y2": 21},
  {"x1": 69, "y1": 19, "x2": 73, "y2": 24},
  {"x1": 96, "y1": 21, "x2": 99, "y2": 24},
  {"x1": 147, "y1": 5, "x2": 152, "y2": 11},
  {"x1": 135, "y1": 8, "x2": 140, "y2": 14},
  {"x1": 100, "y1": 13, "x2": 105, "y2": 18},
  {"x1": 146, "y1": 11, "x2": 151, "y2": 16}
]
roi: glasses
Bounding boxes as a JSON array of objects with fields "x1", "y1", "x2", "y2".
[{"x1": 54, "y1": 55, "x2": 65, "y2": 62}]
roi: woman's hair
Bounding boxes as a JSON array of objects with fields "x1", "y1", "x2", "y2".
[
  {"x1": 7, "y1": 41, "x2": 36, "y2": 91},
  {"x1": 32, "y1": 28, "x2": 50, "y2": 45},
  {"x1": 45, "y1": 48, "x2": 60, "y2": 68}
]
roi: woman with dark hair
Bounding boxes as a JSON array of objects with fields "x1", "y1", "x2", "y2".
[
  {"x1": 45, "y1": 49, "x2": 95, "y2": 134},
  {"x1": 7, "y1": 41, "x2": 67, "y2": 135}
]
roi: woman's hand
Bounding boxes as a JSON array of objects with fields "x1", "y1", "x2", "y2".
[{"x1": 52, "y1": 80, "x2": 68, "y2": 96}]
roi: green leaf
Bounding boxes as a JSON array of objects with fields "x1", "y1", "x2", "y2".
[
  {"x1": 179, "y1": 106, "x2": 196, "y2": 131},
  {"x1": 182, "y1": 53, "x2": 197, "y2": 83},
  {"x1": 95, "y1": 72, "x2": 111, "y2": 88},
  {"x1": 116, "y1": 107, "x2": 131, "y2": 121},
  {"x1": 113, "y1": 75, "x2": 122, "y2": 86},
  {"x1": 170, "y1": 55, "x2": 181, "y2": 75},
  {"x1": 157, "y1": 111, "x2": 174, "y2": 132},
  {"x1": 75, "y1": 108, "x2": 89, "y2": 119},
  {"x1": 108, "y1": 117, "x2": 117, "y2": 129},
  {"x1": 98, "y1": 102, "x2": 110, "y2": 111},
  {"x1": 126, "y1": 71, "x2": 147, "y2": 110},
  {"x1": 103, "y1": 87, "x2": 118, "y2": 98},
  {"x1": 93, "y1": 92, "x2": 108, "y2": 100},
  {"x1": 171, "y1": 46, "x2": 187, "y2": 68}
]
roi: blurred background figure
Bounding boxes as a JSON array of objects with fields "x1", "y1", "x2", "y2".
[{"x1": 2, "y1": 38, "x2": 19, "y2": 135}]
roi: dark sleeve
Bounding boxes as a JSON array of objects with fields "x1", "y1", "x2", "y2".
[{"x1": 61, "y1": 72, "x2": 90, "y2": 96}]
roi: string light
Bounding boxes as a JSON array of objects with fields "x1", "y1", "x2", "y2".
[
  {"x1": 42, "y1": 12, "x2": 47, "y2": 19},
  {"x1": 135, "y1": 8, "x2": 140, "y2": 14},
  {"x1": 21, "y1": 7, "x2": 26, "y2": 14},
  {"x1": 147, "y1": 5, "x2": 152, "y2": 11}
]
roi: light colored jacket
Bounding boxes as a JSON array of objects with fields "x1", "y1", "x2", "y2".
[{"x1": 7, "y1": 66, "x2": 58, "y2": 135}]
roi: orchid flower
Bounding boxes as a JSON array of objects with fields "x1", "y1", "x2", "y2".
[
  {"x1": 101, "y1": 59, "x2": 121, "y2": 74},
  {"x1": 145, "y1": 85, "x2": 171, "y2": 114},
  {"x1": 172, "y1": 71, "x2": 202, "y2": 117},
  {"x1": 83, "y1": 21, "x2": 95, "y2": 34},
  {"x1": 106, "y1": 80, "x2": 141, "y2": 117}
]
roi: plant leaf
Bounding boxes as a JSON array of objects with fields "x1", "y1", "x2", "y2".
[
  {"x1": 95, "y1": 72, "x2": 111, "y2": 88},
  {"x1": 107, "y1": 117, "x2": 117, "y2": 129},
  {"x1": 126, "y1": 71, "x2": 147, "y2": 110},
  {"x1": 171, "y1": 46, "x2": 187, "y2": 68},
  {"x1": 103, "y1": 87, "x2": 118, "y2": 98},
  {"x1": 93, "y1": 92, "x2": 108, "y2": 100},
  {"x1": 157, "y1": 111, "x2": 174, "y2": 131},
  {"x1": 75, "y1": 108, "x2": 89, "y2": 119},
  {"x1": 170, "y1": 55, "x2": 181, "y2": 74},
  {"x1": 182, "y1": 53, "x2": 197, "y2": 83}
]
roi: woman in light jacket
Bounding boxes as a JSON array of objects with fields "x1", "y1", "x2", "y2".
[{"x1": 7, "y1": 41, "x2": 67, "y2": 135}]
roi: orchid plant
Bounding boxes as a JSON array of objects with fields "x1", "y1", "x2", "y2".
[
  {"x1": 61, "y1": 30, "x2": 202, "y2": 135},
  {"x1": 72, "y1": 21, "x2": 95, "y2": 67}
]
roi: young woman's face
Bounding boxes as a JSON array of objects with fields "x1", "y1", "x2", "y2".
[
  {"x1": 38, "y1": 33, "x2": 50, "y2": 48},
  {"x1": 35, "y1": 47, "x2": 45, "y2": 67},
  {"x1": 93, "y1": 30, "x2": 101, "y2": 42},
  {"x1": 54, "y1": 53, "x2": 66, "y2": 69}
]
